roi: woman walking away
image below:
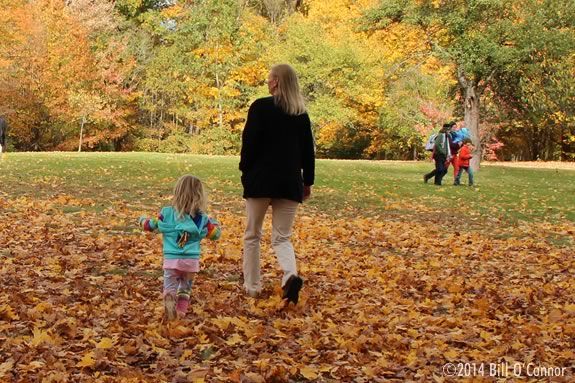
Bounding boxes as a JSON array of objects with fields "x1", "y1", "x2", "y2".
[{"x1": 239, "y1": 63, "x2": 315, "y2": 306}]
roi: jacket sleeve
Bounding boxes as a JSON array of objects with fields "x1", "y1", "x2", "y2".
[
  {"x1": 205, "y1": 217, "x2": 221, "y2": 241},
  {"x1": 434, "y1": 133, "x2": 447, "y2": 156},
  {"x1": 459, "y1": 147, "x2": 473, "y2": 160},
  {"x1": 300, "y1": 114, "x2": 315, "y2": 186},
  {"x1": 239, "y1": 102, "x2": 260, "y2": 172},
  {"x1": 139, "y1": 212, "x2": 164, "y2": 232}
]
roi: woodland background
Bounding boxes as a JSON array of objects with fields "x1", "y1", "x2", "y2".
[{"x1": 0, "y1": 0, "x2": 574, "y2": 161}]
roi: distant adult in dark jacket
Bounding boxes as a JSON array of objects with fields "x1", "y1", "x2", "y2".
[
  {"x1": 424, "y1": 122, "x2": 453, "y2": 185},
  {"x1": 0, "y1": 117, "x2": 6, "y2": 153},
  {"x1": 239, "y1": 63, "x2": 315, "y2": 305}
]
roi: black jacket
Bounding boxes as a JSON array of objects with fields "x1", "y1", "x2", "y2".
[{"x1": 239, "y1": 97, "x2": 315, "y2": 203}]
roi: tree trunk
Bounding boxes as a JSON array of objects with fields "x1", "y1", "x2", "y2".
[
  {"x1": 78, "y1": 115, "x2": 86, "y2": 152},
  {"x1": 560, "y1": 130, "x2": 571, "y2": 161},
  {"x1": 215, "y1": 41, "x2": 224, "y2": 131},
  {"x1": 459, "y1": 74, "x2": 481, "y2": 171},
  {"x1": 215, "y1": 71, "x2": 223, "y2": 130},
  {"x1": 158, "y1": 110, "x2": 163, "y2": 149}
]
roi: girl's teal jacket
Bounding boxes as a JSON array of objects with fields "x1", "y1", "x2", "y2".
[{"x1": 139, "y1": 206, "x2": 221, "y2": 259}]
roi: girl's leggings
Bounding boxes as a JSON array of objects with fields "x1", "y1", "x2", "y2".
[{"x1": 163, "y1": 269, "x2": 193, "y2": 300}]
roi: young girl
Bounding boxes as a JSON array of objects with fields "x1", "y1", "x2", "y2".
[
  {"x1": 139, "y1": 175, "x2": 221, "y2": 321},
  {"x1": 454, "y1": 139, "x2": 474, "y2": 186}
]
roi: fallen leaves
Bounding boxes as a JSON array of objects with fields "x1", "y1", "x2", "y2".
[
  {"x1": 30, "y1": 328, "x2": 55, "y2": 347},
  {"x1": 1, "y1": 189, "x2": 574, "y2": 381},
  {"x1": 76, "y1": 352, "x2": 96, "y2": 368}
]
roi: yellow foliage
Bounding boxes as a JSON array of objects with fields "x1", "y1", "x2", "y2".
[
  {"x1": 0, "y1": 304, "x2": 19, "y2": 321},
  {"x1": 76, "y1": 351, "x2": 96, "y2": 368},
  {"x1": 95, "y1": 337, "x2": 115, "y2": 349},
  {"x1": 161, "y1": 2, "x2": 185, "y2": 19},
  {"x1": 30, "y1": 328, "x2": 54, "y2": 347},
  {"x1": 299, "y1": 365, "x2": 319, "y2": 380},
  {"x1": 316, "y1": 121, "x2": 345, "y2": 147},
  {"x1": 306, "y1": 0, "x2": 379, "y2": 38}
]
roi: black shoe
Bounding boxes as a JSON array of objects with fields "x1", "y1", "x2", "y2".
[
  {"x1": 282, "y1": 275, "x2": 303, "y2": 305},
  {"x1": 423, "y1": 175, "x2": 429, "y2": 184}
]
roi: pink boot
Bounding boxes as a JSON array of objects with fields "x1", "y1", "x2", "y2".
[{"x1": 176, "y1": 297, "x2": 189, "y2": 318}]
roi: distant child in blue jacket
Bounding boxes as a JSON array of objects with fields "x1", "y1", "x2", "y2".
[{"x1": 139, "y1": 175, "x2": 221, "y2": 321}]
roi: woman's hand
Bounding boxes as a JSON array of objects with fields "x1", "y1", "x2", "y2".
[{"x1": 303, "y1": 185, "x2": 312, "y2": 200}]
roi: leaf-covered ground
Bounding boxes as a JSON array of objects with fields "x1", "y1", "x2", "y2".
[{"x1": 1, "y1": 154, "x2": 574, "y2": 382}]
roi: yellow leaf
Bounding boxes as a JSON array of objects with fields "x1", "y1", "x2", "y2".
[
  {"x1": 211, "y1": 316, "x2": 232, "y2": 331},
  {"x1": 429, "y1": 259, "x2": 441, "y2": 268},
  {"x1": 443, "y1": 349, "x2": 458, "y2": 360},
  {"x1": 300, "y1": 366, "x2": 319, "y2": 380},
  {"x1": 511, "y1": 341, "x2": 524, "y2": 350},
  {"x1": 362, "y1": 366, "x2": 377, "y2": 378},
  {"x1": 0, "y1": 304, "x2": 19, "y2": 321},
  {"x1": 225, "y1": 333, "x2": 243, "y2": 346},
  {"x1": 0, "y1": 359, "x2": 14, "y2": 377},
  {"x1": 190, "y1": 367, "x2": 209, "y2": 383},
  {"x1": 31, "y1": 328, "x2": 54, "y2": 346},
  {"x1": 405, "y1": 349, "x2": 418, "y2": 365},
  {"x1": 27, "y1": 361, "x2": 45, "y2": 369},
  {"x1": 179, "y1": 350, "x2": 195, "y2": 362},
  {"x1": 76, "y1": 351, "x2": 95, "y2": 368},
  {"x1": 96, "y1": 337, "x2": 114, "y2": 349},
  {"x1": 33, "y1": 302, "x2": 53, "y2": 313}
]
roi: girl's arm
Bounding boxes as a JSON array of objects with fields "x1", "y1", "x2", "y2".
[
  {"x1": 205, "y1": 217, "x2": 222, "y2": 240},
  {"x1": 139, "y1": 213, "x2": 164, "y2": 232}
]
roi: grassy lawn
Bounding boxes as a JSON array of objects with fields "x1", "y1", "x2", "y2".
[{"x1": 1, "y1": 152, "x2": 574, "y2": 223}]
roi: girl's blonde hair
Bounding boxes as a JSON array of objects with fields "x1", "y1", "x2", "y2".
[
  {"x1": 171, "y1": 175, "x2": 207, "y2": 218},
  {"x1": 270, "y1": 64, "x2": 306, "y2": 116}
]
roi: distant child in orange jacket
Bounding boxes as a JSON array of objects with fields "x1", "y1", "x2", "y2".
[{"x1": 454, "y1": 139, "x2": 474, "y2": 186}]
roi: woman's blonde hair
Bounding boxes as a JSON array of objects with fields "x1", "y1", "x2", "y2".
[
  {"x1": 270, "y1": 64, "x2": 306, "y2": 116},
  {"x1": 171, "y1": 175, "x2": 207, "y2": 218}
]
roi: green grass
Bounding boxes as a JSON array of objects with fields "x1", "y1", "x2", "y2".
[{"x1": 1, "y1": 152, "x2": 574, "y2": 224}]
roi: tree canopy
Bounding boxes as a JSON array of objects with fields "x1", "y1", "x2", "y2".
[{"x1": 0, "y1": 0, "x2": 573, "y2": 160}]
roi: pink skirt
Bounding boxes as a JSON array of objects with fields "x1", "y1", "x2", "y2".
[{"x1": 163, "y1": 258, "x2": 200, "y2": 273}]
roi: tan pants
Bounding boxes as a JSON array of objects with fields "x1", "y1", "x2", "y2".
[{"x1": 243, "y1": 198, "x2": 299, "y2": 293}]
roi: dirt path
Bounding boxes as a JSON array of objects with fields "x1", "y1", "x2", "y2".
[{"x1": 483, "y1": 161, "x2": 575, "y2": 170}]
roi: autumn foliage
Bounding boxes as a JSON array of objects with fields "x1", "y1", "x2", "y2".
[{"x1": 2, "y1": 0, "x2": 572, "y2": 160}]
